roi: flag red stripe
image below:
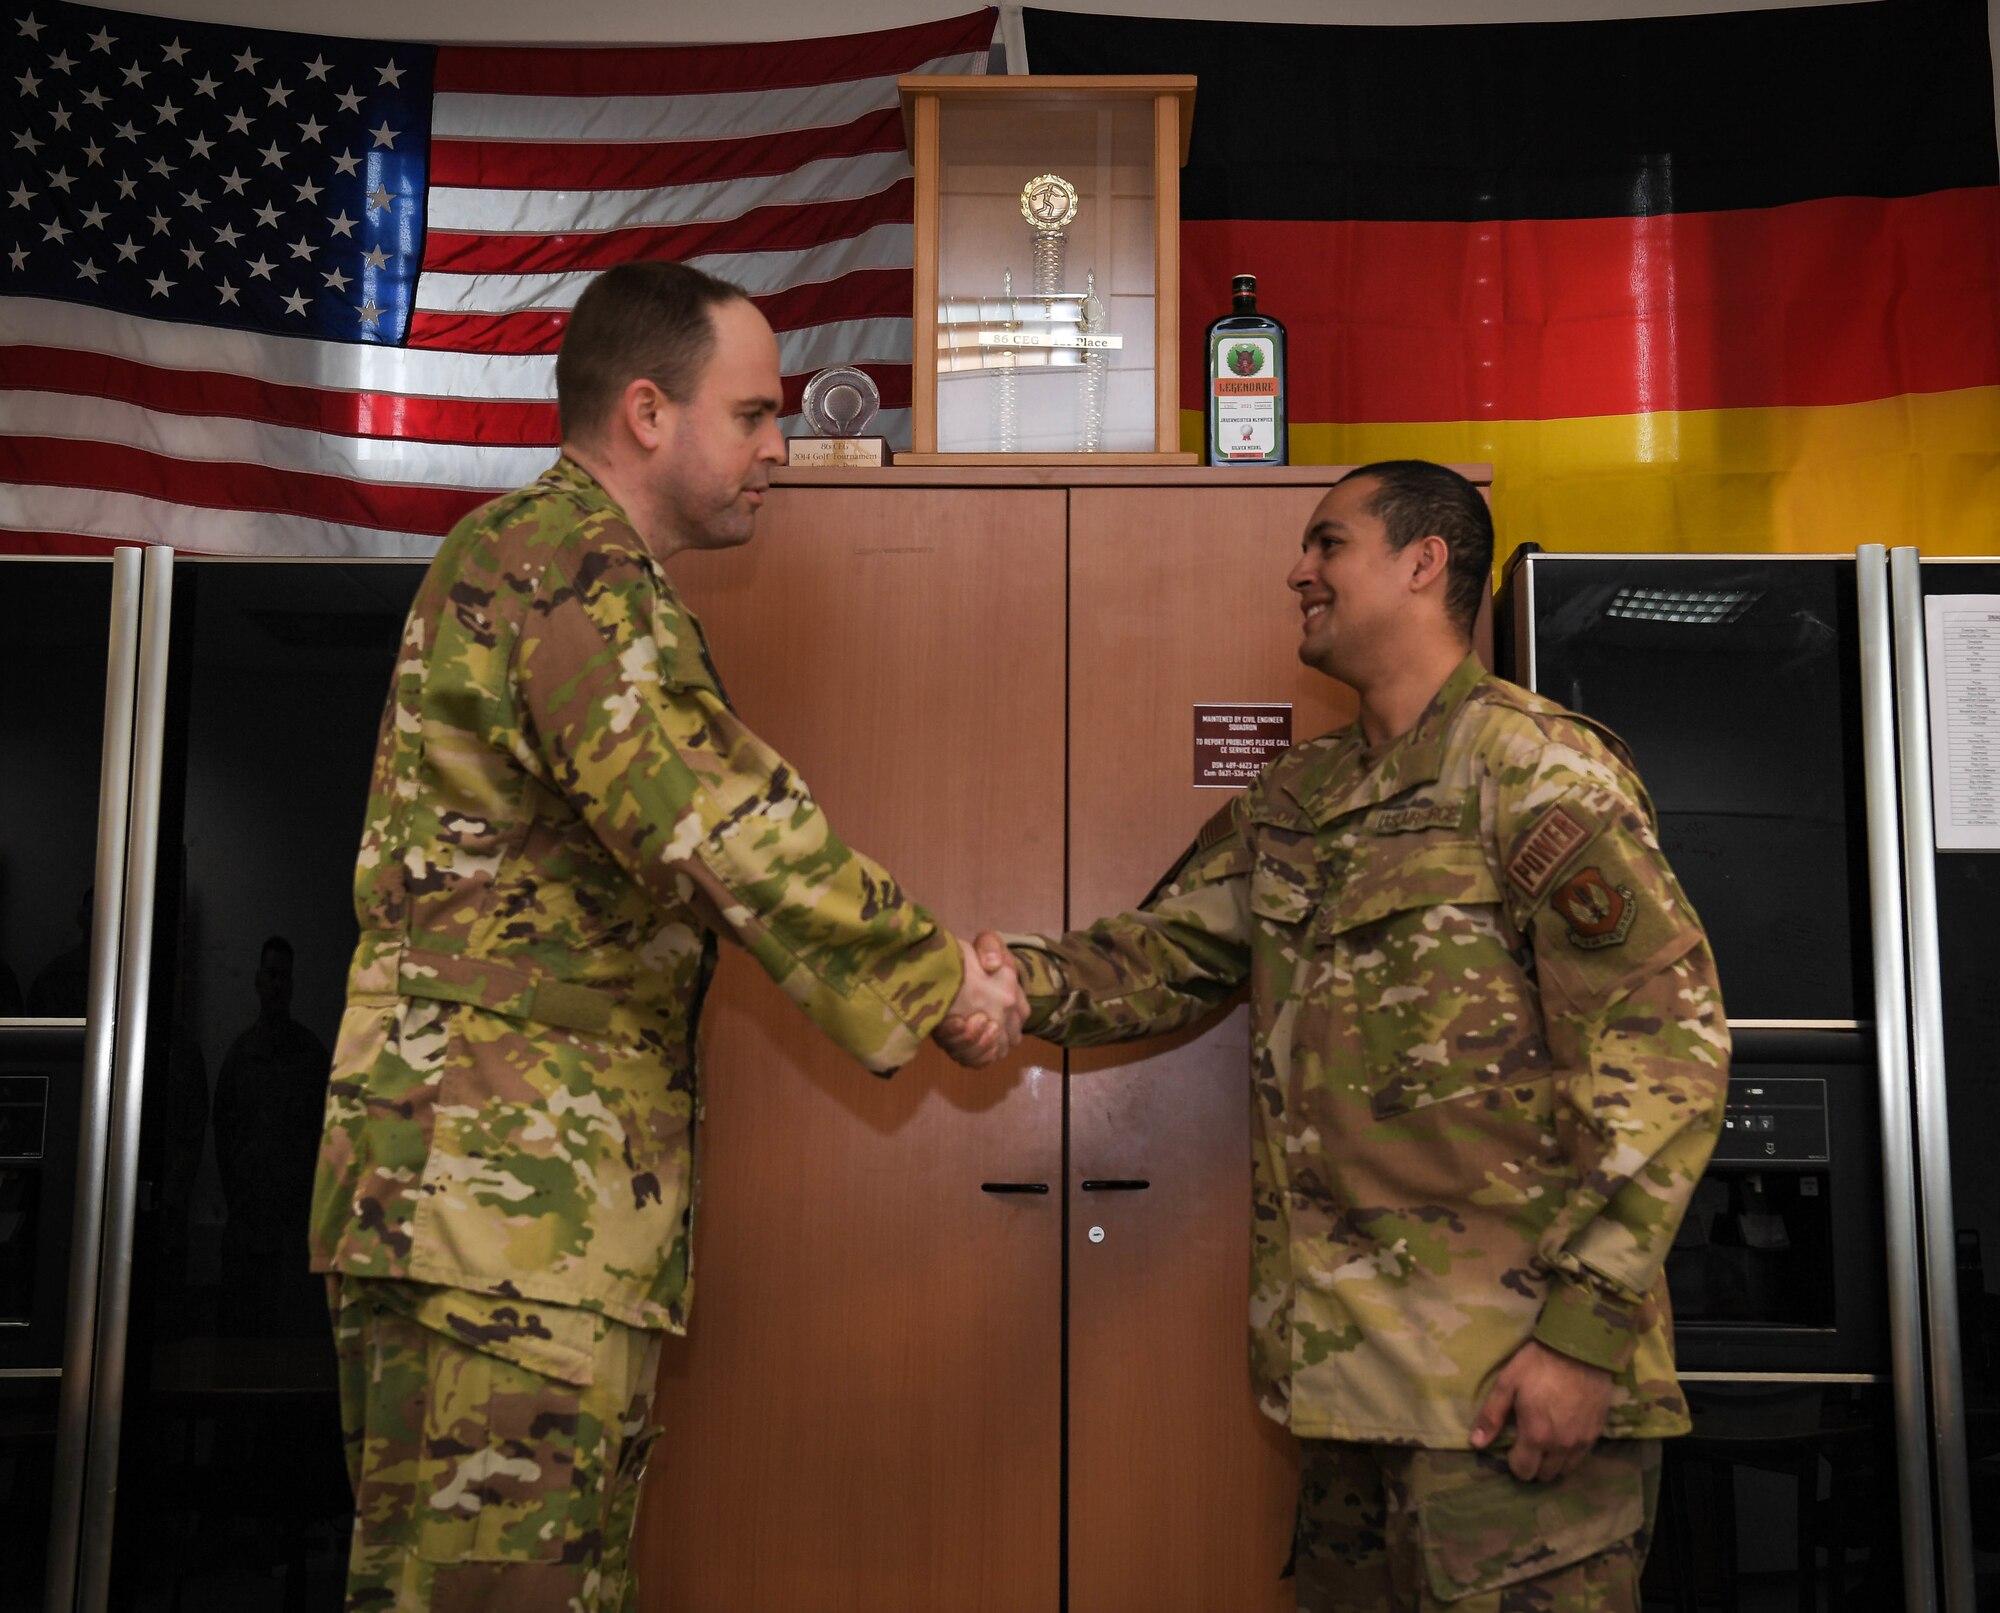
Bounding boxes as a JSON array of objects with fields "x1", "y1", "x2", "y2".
[
  {"x1": 0, "y1": 531, "x2": 128, "y2": 555},
  {"x1": 430, "y1": 108, "x2": 906, "y2": 192},
  {"x1": 1185, "y1": 187, "x2": 2000, "y2": 421},
  {"x1": 3, "y1": 438, "x2": 492, "y2": 534},
  {"x1": 432, "y1": 12, "x2": 992, "y2": 97},
  {"x1": 0, "y1": 346, "x2": 560, "y2": 445},
  {"x1": 419, "y1": 180, "x2": 915, "y2": 275},
  {"x1": 409, "y1": 269, "x2": 913, "y2": 356}
]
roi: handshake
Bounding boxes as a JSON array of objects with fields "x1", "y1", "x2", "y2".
[{"x1": 937, "y1": 932, "x2": 1027, "y2": 1068}]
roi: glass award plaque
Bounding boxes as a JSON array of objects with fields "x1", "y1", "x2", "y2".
[
  {"x1": 787, "y1": 367, "x2": 889, "y2": 466},
  {"x1": 898, "y1": 75, "x2": 1197, "y2": 464}
]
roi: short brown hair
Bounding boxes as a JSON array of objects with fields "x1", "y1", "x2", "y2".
[
  {"x1": 1338, "y1": 460, "x2": 1493, "y2": 636},
  {"x1": 556, "y1": 261, "x2": 749, "y2": 444}
]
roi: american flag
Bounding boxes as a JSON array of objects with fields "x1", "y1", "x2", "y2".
[{"x1": 0, "y1": 2, "x2": 993, "y2": 556}]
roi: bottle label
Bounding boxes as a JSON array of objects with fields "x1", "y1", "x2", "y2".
[{"x1": 1213, "y1": 335, "x2": 1278, "y2": 459}]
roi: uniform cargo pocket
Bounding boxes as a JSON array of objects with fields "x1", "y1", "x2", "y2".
[
  {"x1": 416, "y1": 1346, "x2": 577, "y2": 1565},
  {"x1": 1416, "y1": 1442, "x2": 1651, "y2": 1602}
]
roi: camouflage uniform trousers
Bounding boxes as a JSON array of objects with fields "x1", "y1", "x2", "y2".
[
  {"x1": 330, "y1": 1275, "x2": 664, "y2": 1613},
  {"x1": 1292, "y1": 1438, "x2": 1661, "y2": 1613}
]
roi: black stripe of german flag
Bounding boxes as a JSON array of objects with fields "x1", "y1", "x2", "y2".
[{"x1": 1024, "y1": 1, "x2": 1996, "y2": 222}]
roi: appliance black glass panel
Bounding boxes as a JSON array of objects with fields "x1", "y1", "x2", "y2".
[
  {"x1": 0, "y1": 1028, "x2": 84, "y2": 1368},
  {"x1": 102, "y1": 561, "x2": 421, "y2": 1611},
  {"x1": 0, "y1": 1377, "x2": 60, "y2": 1613},
  {"x1": 1644, "y1": 1383, "x2": 1907, "y2": 1613},
  {"x1": 0, "y1": 560, "x2": 113, "y2": 1019},
  {"x1": 1506, "y1": 557, "x2": 1867, "y2": 1023}
]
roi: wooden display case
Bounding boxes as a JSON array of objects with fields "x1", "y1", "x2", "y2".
[{"x1": 897, "y1": 74, "x2": 1197, "y2": 464}]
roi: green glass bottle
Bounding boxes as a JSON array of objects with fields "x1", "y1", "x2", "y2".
[{"x1": 1205, "y1": 274, "x2": 1288, "y2": 466}]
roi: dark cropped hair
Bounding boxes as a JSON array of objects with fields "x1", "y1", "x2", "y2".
[
  {"x1": 556, "y1": 260, "x2": 749, "y2": 445},
  {"x1": 1338, "y1": 460, "x2": 1493, "y2": 636}
]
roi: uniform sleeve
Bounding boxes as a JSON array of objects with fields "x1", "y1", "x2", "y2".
[
  {"x1": 515, "y1": 541, "x2": 961, "y2": 1075},
  {"x1": 1495, "y1": 729, "x2": 1729, "y2": 1372},
  {"x1": 1009, "y1": 799, "x2": 1255, "y2": 1047}
]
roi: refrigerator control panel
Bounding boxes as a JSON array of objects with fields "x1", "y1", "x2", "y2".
[{"x1": 1714, "y1": 1076, "x2": 1829, "y2": 1165}]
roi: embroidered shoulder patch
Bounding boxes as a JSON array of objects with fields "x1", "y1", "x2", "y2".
[
  {"x1": 1505, "y1": 805, "x2": 1592, "y2": 899},
  {"x1": 1550, "y1": 866, "x2": 1638, "y2": 948},
  {"x1": 1367, "y1": 798, "x2": 1463, "y2": 835},
  {"x1": 1196, "y1": 802, "x2": 1239, "y2": 852}
]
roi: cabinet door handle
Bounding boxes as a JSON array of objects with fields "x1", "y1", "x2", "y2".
[
  {"x1": 1080, "y1": 1179, "x2": 1150, "y2": 1192},
  {"x1": 980, "y1": 1182, "x2": 1050, "y2": 1194}
]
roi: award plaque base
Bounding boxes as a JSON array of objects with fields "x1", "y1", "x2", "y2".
[{"x1": 786, "y1": 436, "x2": 891, "y2": 468}]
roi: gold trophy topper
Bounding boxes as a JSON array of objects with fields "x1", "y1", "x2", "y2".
[{"x1": 1020, "y1": 173, "x2": 1079, "y2": 231}]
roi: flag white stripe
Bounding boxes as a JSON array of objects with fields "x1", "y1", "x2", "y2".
[
  {"x1": 4, "y1": 297, "x2": 557, "y2": 401},
  {"x1": 1, "y1": 392, "x2": 552, "y2": 489},
  {"x1": 0, "y1": 483, "x2": 451, "y2": 557},
  {"x1": 430, "y1": 54, "x2": 984, "y2": 145},
  {"x1": 413, "y1": 223, "x2": 915, "y2": 315},
  {"x1": 426, "y1": 150, "x2": 912, "y2": 236}
]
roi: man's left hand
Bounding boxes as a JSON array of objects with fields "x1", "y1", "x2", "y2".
[{"x1": 1469, "y1": 1339, "x2": 1614, "y2": 1483}]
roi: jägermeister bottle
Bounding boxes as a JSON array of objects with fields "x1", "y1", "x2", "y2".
[{"x1": 1205, "y1": 274, "x2": 1287, "y2": 465}]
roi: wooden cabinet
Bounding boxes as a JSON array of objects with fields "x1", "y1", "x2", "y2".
[{"x1": 636, "y1": 467, "x2": 1486, "y2": 1612}]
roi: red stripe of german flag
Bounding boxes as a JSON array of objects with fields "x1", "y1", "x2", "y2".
[{"x1": 1183, "y1": 189, "x2": 2000, "y2": 423}]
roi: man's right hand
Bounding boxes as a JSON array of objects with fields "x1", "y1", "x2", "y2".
[{"x1": 936, "y1": 932, "x2": 1025, "y2": 1068}]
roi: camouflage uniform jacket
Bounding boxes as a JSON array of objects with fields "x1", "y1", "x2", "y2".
[
  {"x1": 310, "y1": 457, "x2": 963, "y2": 1335},
  {"x1": 1012, "y1": 655, "x2": 1727, "y2": 1446}
]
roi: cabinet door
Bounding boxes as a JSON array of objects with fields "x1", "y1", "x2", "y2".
[
  {"x1": 1066, "y1": 488, "x2": 1355, "y2": 1613},
  {"x1": 639, "y1": 489, "x2": 1068, "y2": 1613}
]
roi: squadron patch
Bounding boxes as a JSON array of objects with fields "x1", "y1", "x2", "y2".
[
  {"x1": 1551, "y1": 867, "x2": 1637, "y2": 948},
  {"x1": 1505, "y1": 805, "x2": 1591, "y2": 899}
]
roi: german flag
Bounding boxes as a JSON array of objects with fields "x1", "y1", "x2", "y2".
[{"x1": 1025, "y1": 1, "x2": 2000, "y2": 557}]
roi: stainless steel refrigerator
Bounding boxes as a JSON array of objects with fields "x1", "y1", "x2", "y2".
[{"x1": 5, "y1": 550, "x2": 421, "y2": 1613}]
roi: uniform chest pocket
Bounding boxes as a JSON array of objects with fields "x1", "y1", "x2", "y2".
[{"x1": 1321, "y1": 838, "x2": 1551, "y2": 1120}]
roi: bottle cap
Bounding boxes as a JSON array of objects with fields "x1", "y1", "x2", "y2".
[{"x1": 1232, "y1": 274, "x2": 1256, "y2": 293}]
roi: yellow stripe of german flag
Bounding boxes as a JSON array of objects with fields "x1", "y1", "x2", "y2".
[{"x1": 1183, "y1": 385, "x2": 2000, "y2": 561}]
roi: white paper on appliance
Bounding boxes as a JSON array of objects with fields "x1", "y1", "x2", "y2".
[{"x1": 1926, "y1": 594, "x2": 2000, "y2": 851}]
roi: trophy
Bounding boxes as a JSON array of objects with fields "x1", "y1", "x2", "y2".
[
  {"x1": 936, "y1": 171, "x2": 1122, "y2": 454},
  {"x1": 786, "y1": 366, "x2": 889, "y2": 467}
]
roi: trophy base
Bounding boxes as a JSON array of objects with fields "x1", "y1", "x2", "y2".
[{"x1": 786, "y1": 436, "x2": 890, "y2": 468}]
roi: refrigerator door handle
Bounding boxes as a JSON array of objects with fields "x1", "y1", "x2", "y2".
[
  {"x1": 1856, "y1": 544, "x2": 1941, "y2": 1613},
  {"x1": 1887, "y1": 545, "x2": 1978, "y2": 1613},
  {"x1": 43, "y1": 548, "x2": 146, "y2": 1613},
  {"x1": 73, "y1": 545, "x2": 175, "y2": 1613}
]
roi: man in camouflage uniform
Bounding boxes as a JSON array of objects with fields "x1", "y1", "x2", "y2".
[
  {"x1": 311, "y1": 261, "x2": 1025, "y2": 1612},
  {"x1": 950, "y1": 461, "x2": 1727, "y2": 1612}
]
